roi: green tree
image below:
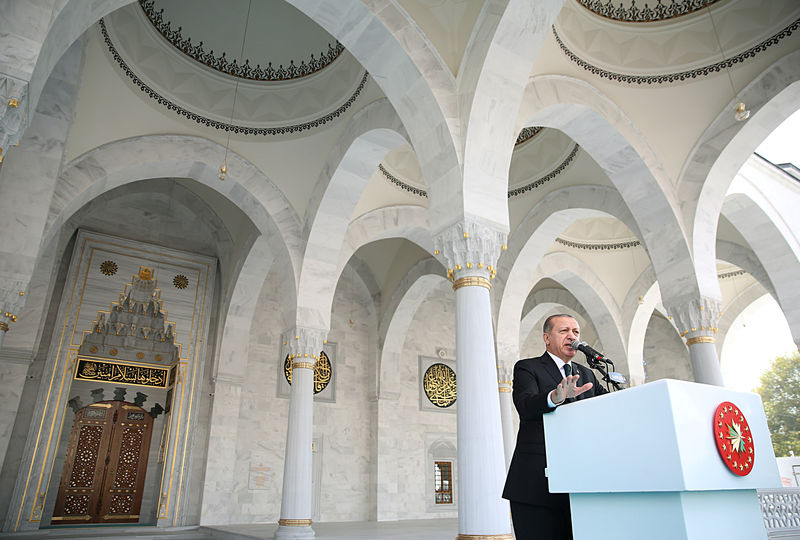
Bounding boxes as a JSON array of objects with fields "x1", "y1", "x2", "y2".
[{"x1": 756, "y1": 352, "x2": 800, "y2": 457}]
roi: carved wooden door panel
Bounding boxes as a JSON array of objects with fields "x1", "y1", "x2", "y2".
[
  {"x1": 52, "y1": 402, "x2": 114, "y2": 524},
  {"x1": 97, "y1": 403, "x2": 153, "y2": 523},
  {"x1": 52, "y1": 401, "x2": 153, "y2": 524}
]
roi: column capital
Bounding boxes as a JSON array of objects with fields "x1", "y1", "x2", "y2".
[
  {"x1": 666, "y1": 296, "x2": 721, "y2": 343},
  {"x1": 0, "y1": 276, "x2": 27, "y2": 337},
  {"x1": 433, "y1": 218, "x2": 507, "y2": 283},
  {"x1": 282, "y1": 326, "x2": 327, "y2": 361},
  {"x1": 498, "y1": 366, "x2": 513, "y2": 392},
  {"x1": 0, "y1": 74, "x2": 29, "y2": 158}
]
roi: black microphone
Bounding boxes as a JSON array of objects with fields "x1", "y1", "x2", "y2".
[{"x1": 571, "y1": 340, "x2": 610, "y2": 363}]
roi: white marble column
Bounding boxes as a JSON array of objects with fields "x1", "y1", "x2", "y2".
[
  {"x1": 434, "y1": 219, "x2": 512, "y2": 540},
  {"x1": 668, "y1": 296, "x2": 724, "y2": 386},
  {"x1": 276, "y1": 327, "x2": 326, "y2": 540},
  {"x1": 497, "y1": 366, "x2": 515, "y2": 470}
]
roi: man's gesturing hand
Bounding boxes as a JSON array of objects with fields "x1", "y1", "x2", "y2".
[{"x1": 550, "y1": 374, "x2": 593, "y2": 405}]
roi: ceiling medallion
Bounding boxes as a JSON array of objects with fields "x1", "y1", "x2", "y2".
[
  {"x1": 552, "y1": 17, "x2": 800, "y2": 85},
  {"x1": 140, "y1": 0, "x2": 345, "y2": 82},
  {"x1": 713, "y1": 401, "x2": 754, "y2": 476},
  {"x1": 283, "y1": 352, "x2": 332, "y2": 394},
  {"x1": 577, "y1": 0, "x2": 722, "y2": 23},
  {"x1": 423, "y1": 363, "x2": 457, "y2": 408},
  {"x1": 100, "y1": 260, "x2": 119, "y2": 276},
  {"x1": 172, "y1": 274, "x2": 189, "y2": 289},
  {"x1": 99, "y1": 19, "x2": 369, "y2": 136}
]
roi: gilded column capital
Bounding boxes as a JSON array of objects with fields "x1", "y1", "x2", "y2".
[
  {"x1": 433, "y1": 218, "x2": 507, "y2": 283},
  {"x1": 0, "y1": 276, "x2": 27, "y2": 335},
  {"x1": 0, "y1": 74, "x2": 29, "y2": 159},
  {"x1": 497, "y1": 366, "x2": 513, "y2": 393},
  {"x1": 666, "y1": 296, "x2": 721, "y2": 344},
  {"x1": 282, "y1": 326, "x2": 327, "y2": 362}
]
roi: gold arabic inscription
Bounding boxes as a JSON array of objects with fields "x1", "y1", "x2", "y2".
[
  {"x1": 423, "y1": 363, "x2": 457, "y2": 408},
  {"x1": 75, "y1": 358, "x2": 168, "y2": 388}
]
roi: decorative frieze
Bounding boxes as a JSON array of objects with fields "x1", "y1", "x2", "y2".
[
  {"x1": 99, "y1": 19, "x2": 369, "y2": 136},
  {"x1": 553, "y1": 18, "x2": 800, "y2": 85},
  {"x1": 577, "y1": 0, "x2": 721, "y2": 23},
  {"x1": 507, "y1": 144, "x2": 579, "y2": 198},
  {"x1": 140, "y1": 0, "x2": 344, "y2": 82}
]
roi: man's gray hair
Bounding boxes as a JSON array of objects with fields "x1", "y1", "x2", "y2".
[{"x1": 543, "y1": 313, "x2": 577, "y2": 334}]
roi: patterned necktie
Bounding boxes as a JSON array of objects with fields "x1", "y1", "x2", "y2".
[{"x1": 564, "y1": 363, "x2": 571, "y2": 377}]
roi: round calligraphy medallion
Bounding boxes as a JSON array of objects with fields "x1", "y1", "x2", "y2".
[
  {"x1": 713, "y1": 401, "x2": 754, "y2": 476},
  {"x1": 423, "y1": 363, "x2": 457, "y2": 408},
  {"x1": 283, "y1": 351, "x2": 332, "y2": 395}
]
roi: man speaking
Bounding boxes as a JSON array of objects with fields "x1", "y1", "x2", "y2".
[{"x1": 502, "y1": 314, "x2": 608, "y2": 540}]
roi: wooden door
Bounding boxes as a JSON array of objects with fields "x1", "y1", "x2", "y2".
[{"x1": 52, "y1": 401, "x2": 153, "y2": 524}]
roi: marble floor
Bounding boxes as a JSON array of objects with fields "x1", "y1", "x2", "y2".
[{"x1": 0, "y1": 519, "x2": 461, "y2": 540}]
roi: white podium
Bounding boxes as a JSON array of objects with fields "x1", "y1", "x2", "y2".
[{"x1": 543, "y1": 379, "x2": 780, "y2": 540}]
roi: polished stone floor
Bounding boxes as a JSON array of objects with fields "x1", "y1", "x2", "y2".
[{"x1": 0, "y1": 519, "x2": 460, "y2": 540}]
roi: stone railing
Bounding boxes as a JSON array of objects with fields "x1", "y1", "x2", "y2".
[{"x1": 759, "y1": 488, "x2": 800, "y2": 536}]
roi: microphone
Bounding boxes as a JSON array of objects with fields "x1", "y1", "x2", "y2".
[{"x1": 571, "y1": 340, "x2": 610, "y2": 363}]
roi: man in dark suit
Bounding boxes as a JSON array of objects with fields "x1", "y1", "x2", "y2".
[{"x1": 502, "y1": 314, "x2": 608, "y2": 540}]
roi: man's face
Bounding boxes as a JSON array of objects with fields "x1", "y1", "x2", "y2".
[{"x1": 544, "y1": 316, "x2": 580, "y2": 362}]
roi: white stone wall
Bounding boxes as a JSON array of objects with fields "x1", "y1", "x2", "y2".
[
  {"x1": 377, "y1": 281, "x2": 457, "y2": 520},
  {"x1": 231, "y1": 264, "x2": 378, "y2": 523}
]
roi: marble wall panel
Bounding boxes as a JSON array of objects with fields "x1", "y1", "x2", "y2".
[{"x1": 377, "y1": 282, "x2": 457, "y2": 520}]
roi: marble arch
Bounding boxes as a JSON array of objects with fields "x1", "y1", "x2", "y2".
[
  {"x1": 518, "y1": 288, "x2": 596, "y2": 356},
  {"x1": 15, "y1": 136, "x2": 302, "y2": 361},
  {"x1": 458, "y1": 0, "x2": 564, "y2": 231},
  {"x1": 517, "y1": 75, "x2": 702, "y2": 307},
  {"x1": 494, "y1": 184, "x2": 641, "y2": 316},
  {"x1": 495, "y1": 187, "x2": 638, "y2": 368},
  {"x1": 681, "y1": 50, "x2": 800, "y2": 297},
  {"x1": 716, "y1": 239, "x2": 775, "y2": 300},
  {"x1": 283, "y1": 0, "x2": 462, "y2": 233},
  {"x1": 716, "y1": 283, "x2": 769, "y2": 362},
  {"x1": 536, "y1": 252, "x2": 627, "y2": 366},
  {"x1": 296, "y1": 109, "x2": 408, "y2": 332},
  {"x1": 722, "y1": 192, "x2": 800, "y2": 348}
]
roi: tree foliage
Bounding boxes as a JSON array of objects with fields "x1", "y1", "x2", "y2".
[{"x1": 756, "y1": 352, "x2": 800, "y2": 457}]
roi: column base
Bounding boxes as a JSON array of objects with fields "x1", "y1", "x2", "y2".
[{"x1": 275, "y1": 521, "x2": 315, "y2": 539}]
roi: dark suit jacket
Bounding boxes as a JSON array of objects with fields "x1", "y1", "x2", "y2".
[{"x1": 502, "y1": 352, "x2": 608, "y2": 506}]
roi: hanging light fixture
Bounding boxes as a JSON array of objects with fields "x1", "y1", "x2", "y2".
[
  {"x1": 706, "y1": 2, "x2": 749, "y2": 122},
  {"x1": 219, "y1": 1, "x2": 253, "y2": 180}
]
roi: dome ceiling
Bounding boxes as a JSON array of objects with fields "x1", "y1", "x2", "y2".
[
  {"x1": 102, "y1": 2, "x2": 368, "y2": 131},
  {"x1": 141, "y1": 0, "x2": 343, "y2": 81},
  {"x1": 556, "y1": 0, "x2": 800, "y2": 77}
]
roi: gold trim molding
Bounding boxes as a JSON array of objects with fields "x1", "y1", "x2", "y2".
[
  {"x1": 292, "y1": 362, "x2": 316, "y2": 370},
  {"x1": 456, "y1": 535, "x2": 513, "y2": 540},
  {"x1": 453, "y1": 276, "x2": 491, "y2": 291},
  {"x1": 686, "y1": 336, "x2": 715, "y2": 346},
  {"x1": 279, "y1": 518, "x2": 312, "y2": 526},
  {"x1": 498, "y1": 387, "x2": 511, "y2": 393}
]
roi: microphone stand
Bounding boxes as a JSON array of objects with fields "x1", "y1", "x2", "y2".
[{"x1": 585, "y1": 356, "x2": 623, "y2": 392}]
